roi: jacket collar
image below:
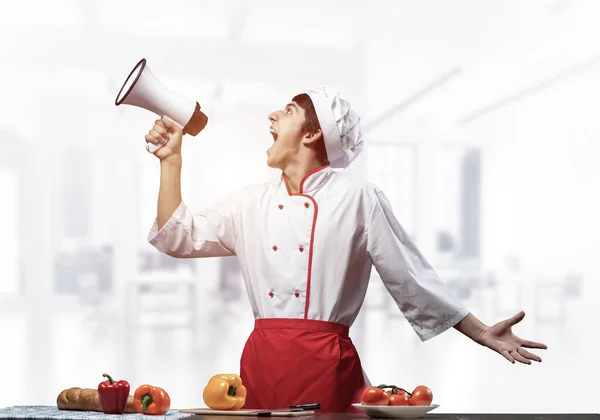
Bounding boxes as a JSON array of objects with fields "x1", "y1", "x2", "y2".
[{"x1": 280, "y1": 164, "x2": 332, "y2": 196}]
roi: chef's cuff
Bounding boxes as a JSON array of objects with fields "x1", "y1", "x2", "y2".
[
  {"x1": 418, "y1": 307, "x2": 470, "y2": 342},
  {"x1": 147, "y1": 201, "x2": 188, "y2": 246}
]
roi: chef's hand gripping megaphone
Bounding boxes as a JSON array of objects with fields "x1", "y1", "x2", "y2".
[{"x1": 114, "y1": 58, "x2": 208, "y2": 153}]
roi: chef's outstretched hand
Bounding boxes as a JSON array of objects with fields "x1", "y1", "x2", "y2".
[
  {"x1": 478, "y1": 311, "x2": 547, "y2": 365},
  {"x1": 145, "y1": 118, "x2": 183, "y2": 162}
]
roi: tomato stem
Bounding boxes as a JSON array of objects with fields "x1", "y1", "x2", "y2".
[{"x1": 376, "y1": 384, "x2": 412, "y2": 396}]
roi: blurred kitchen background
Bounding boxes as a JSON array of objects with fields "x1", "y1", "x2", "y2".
[{"x1": 1, "y1": 0, "x2": 599, "y2": 414}]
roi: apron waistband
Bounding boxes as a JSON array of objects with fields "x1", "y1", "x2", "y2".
[{"x1": 253, "y1": 318, "x2": 349, "y2": 338}]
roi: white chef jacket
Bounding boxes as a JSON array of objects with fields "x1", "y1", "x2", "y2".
[{"x1": 148, "y1": 165, "x2": 469, "y2": 341}]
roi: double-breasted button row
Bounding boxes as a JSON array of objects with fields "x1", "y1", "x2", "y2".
[
  {"x1": 272, "y1": 245, "x2": 306, "y2": 252},
  {"x1": 268, "y1": 290, "x2": 302, "y2": 298},
  {"x1": 274, "y1": 202, "x2": 311, "y2": 252},
  {"x1": 278, "y1": 202, "x2": 311, "y2": 209}
]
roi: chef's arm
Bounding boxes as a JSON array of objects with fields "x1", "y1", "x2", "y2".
[
  {"x1": 453, "y1": 312, "x2": 489, "y2": 345},
  {"x1": 157, "y1": 158, "x2": 183, "y2": 230},
  {"x1": 148, "y1": 163, "x2": 238, "y2": 258},
  {"x1": 367, "y1": 187, "x2": 471, "y2": 341},
  {"x1": 146, "y1": 119, "x2": 237, "y2": 258}
]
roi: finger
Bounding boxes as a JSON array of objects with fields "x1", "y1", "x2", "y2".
[
  {"x1": 501, "y1": 350, "x2": 516, "y2": 364},
  {"x1": 152, "y1": 123, "x2": 168, "y2": 137},
  {"x1": 145, "y1": 134, "x2": 160, "y2": 145},
  {"x1": 149, "y1": 129, "x2": 167, "y2": 144},
  {"x1": 161, "y1": 117, "x2": 178, "y2": 132},
  {"x1": 511, "y1": 349, "x2": 531, "y2": 365},
  {"x1": 520, "y1": 340, "x2": 547, "y2": 349},
  {"x1": 517, "y1": 347, "x2": 542, "y2": 363}
]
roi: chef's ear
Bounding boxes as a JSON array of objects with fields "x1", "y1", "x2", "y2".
[{"x1": 302, "y1": 129, "x2": 323, "y2": 146}]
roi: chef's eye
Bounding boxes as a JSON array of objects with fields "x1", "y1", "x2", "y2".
[{"x1": 286, "y1": 107, "x2": 292, "y2": 114}]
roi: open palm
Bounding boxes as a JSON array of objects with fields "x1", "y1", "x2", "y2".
[{"x1": 478, "y1": 311, "x2": 548, "y2": 364}]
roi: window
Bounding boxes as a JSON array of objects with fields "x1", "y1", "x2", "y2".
[
  {"x1": 366, "y1": 143, "x2": 417, "y2": 239},
  {"x1": 0, "y1": 170, "x2": 18, "y2": 295},
  {"x1": 433, "y1": 146, "x2": 481, "y2": 259}
]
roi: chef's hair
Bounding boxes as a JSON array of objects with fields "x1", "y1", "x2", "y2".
[{"x1": 292, "y1": 93, "x2": 329, "y2": 163}]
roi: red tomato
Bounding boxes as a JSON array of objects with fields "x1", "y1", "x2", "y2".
[
  {"x1": 388, "y1": 393, "x2": 410, "y2": 406},
  {"x1": 360, "y1": 386, "x2": 390, "y2": 406},
  {"x1": 386, "y1": 388, "x2": 409, "y2": 398},
  {"x1": 408, "y1": 385, "x2": 433, "y2": 406}
]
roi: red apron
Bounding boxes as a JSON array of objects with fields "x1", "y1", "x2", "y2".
[{"x1": 239, "y1": 318, "x2": 366, "y2": 413}]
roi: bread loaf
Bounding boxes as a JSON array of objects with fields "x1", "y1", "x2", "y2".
[{"x1": 57, "y1": 387, "x2": 137, "y2": 413}]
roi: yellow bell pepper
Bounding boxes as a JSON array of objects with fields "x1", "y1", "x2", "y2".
[{"x1": 203, "y1": 374, "x2": 247, "y2": 410}]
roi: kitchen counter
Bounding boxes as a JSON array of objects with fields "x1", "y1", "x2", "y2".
[
  {"x1": 185, "y1": 415, "x2": 599, "y2": 420},
  {"x1": 0, "y1": 407, "x2": 597, "y2": 420}
]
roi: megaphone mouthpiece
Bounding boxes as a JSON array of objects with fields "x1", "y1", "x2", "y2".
[{"x1": 185, "y1": 102, "x2": 209, "y2": 136}]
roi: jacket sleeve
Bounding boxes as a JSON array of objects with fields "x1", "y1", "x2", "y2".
[
  {"x1": 366, "y1": 188, "x2": 470, "y2": 341},
  {"x1": 147, "y1": 193, "x2": 239, "y2": 258}
]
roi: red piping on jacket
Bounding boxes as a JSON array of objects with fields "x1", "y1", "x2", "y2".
[
  {"x1": 299, "y1": 193, "x2": 318, "y2": 319},
  {"x1": 282, "y1": 164, "x2": 329, "y2": 196},
  {"x1": 281, "y1": 164, "x2": 328, "y2": 319}
]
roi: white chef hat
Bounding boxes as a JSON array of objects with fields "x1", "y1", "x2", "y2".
[{"x1": 306, "y1": 85, "x2": 364, "y2": 169}]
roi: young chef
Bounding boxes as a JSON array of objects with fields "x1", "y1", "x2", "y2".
[{"x1": 144, "y1": 85, "x2": 547, "y2": 413}]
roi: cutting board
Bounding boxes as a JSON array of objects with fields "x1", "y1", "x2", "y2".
[{"x1": 178, "y1": 408, "x2": 315, "y2": 417}]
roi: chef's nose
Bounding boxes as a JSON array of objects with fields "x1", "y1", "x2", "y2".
[{"x1": 268, "y1": 111, "x2": 279, "y2": 123}]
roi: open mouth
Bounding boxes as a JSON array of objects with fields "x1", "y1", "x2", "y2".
[{"x1": 270, "y1": 127, "x2": 278, "y2": 141}]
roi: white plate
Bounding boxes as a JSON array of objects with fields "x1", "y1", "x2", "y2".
[{"x1": 352, "y1": 403, "x2": 439, "y2": 419}]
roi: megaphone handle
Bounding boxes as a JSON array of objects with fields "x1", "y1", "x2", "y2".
[{"x1": 145, "y1": 116, "x2": 184, "y2": 154}]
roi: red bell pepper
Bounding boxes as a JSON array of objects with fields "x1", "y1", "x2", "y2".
[{"x1": 97, "y1": 373, "x2": 130, "y2": 414}]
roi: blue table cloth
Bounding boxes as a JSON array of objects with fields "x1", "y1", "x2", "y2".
[{"x1": 0, "y1": 406, "x2": 194, "y2": 420}]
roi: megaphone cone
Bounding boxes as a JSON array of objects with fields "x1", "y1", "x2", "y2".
[{"x1": 115, "y1": 58, "x2": 208, "y2": 152}]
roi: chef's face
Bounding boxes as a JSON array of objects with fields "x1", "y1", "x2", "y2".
[{"x1": 266, "y1": 100, "x2": 308, "y2": 169}]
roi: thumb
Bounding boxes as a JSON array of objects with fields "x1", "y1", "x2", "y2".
[{"x1": 507, "y1": 311, "x2": 525, "y2": 326}]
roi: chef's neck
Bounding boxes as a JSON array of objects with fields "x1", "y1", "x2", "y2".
[{"x1": 281, "y1": 159, "x2": 328, "y2": 194}]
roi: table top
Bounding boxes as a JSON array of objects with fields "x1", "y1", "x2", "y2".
[
  {"x1": 1, "y1": 407, "x2": 598, "y2": 420},
  {"x1": 184, "y1": 415, "x2": 599, "y2": 420}
]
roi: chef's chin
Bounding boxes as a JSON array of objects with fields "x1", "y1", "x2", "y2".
[
  {"x1": 266, "y1": 149, "x2": 278, "y2": 169},
  {"x1": 266, "y1": 157, "x2": 280, "y2": 169}
]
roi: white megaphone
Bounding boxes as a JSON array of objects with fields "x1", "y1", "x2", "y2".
[{"x1": 115, "y1": 58, "x2": 208, "y2": 153}]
